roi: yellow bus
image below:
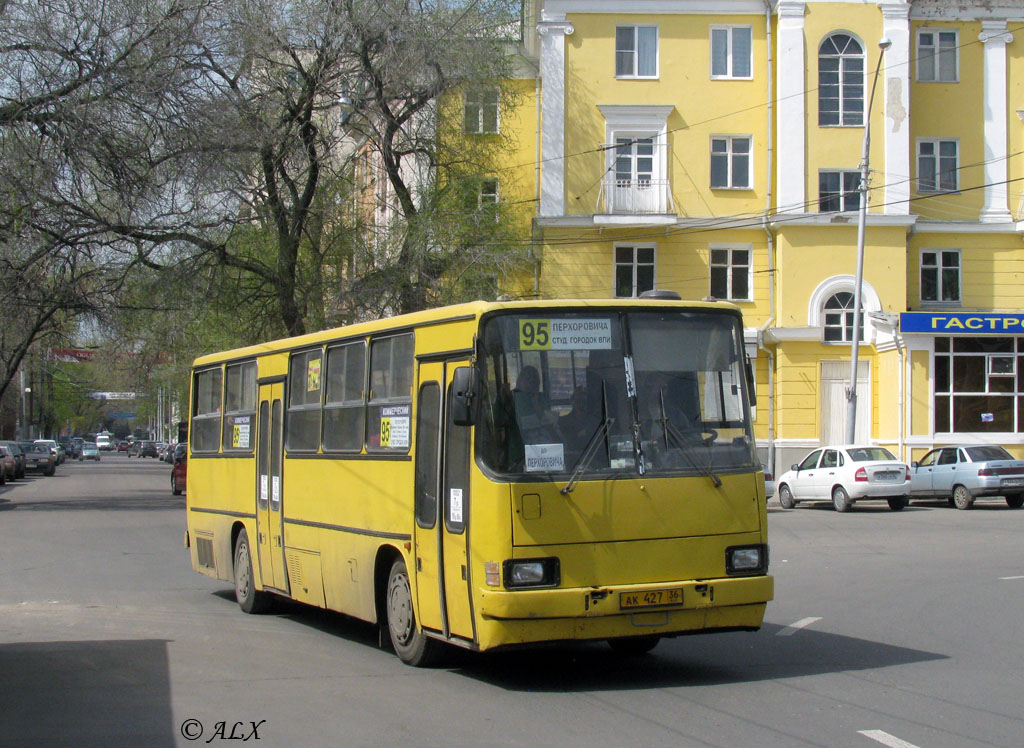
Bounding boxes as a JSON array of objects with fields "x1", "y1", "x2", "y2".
[{"x1": 185, "y1": 296, "x2": 772, "y2": 665}]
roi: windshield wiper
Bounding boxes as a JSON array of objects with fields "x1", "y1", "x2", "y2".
[
  {"x1": 562, "y1": 381, "x2": 612, "y2": 495},
  {"x1": 659, "y1": 407, "x2": 722, "y2": 488}
]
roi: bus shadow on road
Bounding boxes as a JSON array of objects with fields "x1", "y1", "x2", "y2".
[
  {"x1": 0, "y1": 638, "x2": 176, "y2": 748},
  {"x1": 452, "y1": 623, "x2": 948, "y2": 691}
]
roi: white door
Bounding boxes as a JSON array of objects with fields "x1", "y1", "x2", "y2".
[{"x1": 821, "y1": 361, "x2": 869, "y2": 444}]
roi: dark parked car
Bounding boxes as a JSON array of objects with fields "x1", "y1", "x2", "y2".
[
  {"x1": 19, "y1": 442, "x2": 56, "y2": 475},
  {"x1": 137, "y1": 441, "x2": 159, "y2": 458},
  {"x1": 171, "y1": 452, "x2": 187, "y2": 495},
  {"x1": 0, "y1": 441, "x2": 26, "y2": 479},
  {"x1": 0, "y1": 445, "x2": 15, "y2": 481}
]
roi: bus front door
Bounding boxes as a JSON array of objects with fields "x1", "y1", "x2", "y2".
[
  {"x1": 413, "y1": 361, "x2": 475, "y2": 644},
  {"x1": 256, "y1": 382, "x2": 287, "y2": 593}
]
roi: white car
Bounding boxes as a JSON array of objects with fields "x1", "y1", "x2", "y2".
[{"x1": 776, "y1": 445, "x2": 910, "y2": 512}]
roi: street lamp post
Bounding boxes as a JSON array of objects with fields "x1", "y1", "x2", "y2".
[{"x1": 846, "y1": 37, "x2": 891, "y2": 445}]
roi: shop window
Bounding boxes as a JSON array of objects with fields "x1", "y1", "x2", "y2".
[{"x1": 934, "y1": 336, "x2": 1024, "y2": 433}]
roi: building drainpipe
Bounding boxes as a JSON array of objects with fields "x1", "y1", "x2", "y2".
[
  {"x1": 895, "y1": 329, "x2": 905, "y2": 461},
  {"x1": 760, "y1": 0, "x2": 776, "y2": 475}
]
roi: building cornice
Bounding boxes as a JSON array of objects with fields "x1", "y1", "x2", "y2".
[
  {"x1": 915, "y1": 220, "x2": 1023, "y2": 235},
  {"x1": 544, "y1": 0, "x2": 767, "y2": 15},
  {"x1": 769, "y1": 213, "x2": 918, "y2": 229}
]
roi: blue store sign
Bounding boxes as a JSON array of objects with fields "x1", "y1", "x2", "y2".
[{"x1": 901, "y1": 311, "x2": 1024, "y2": 335}]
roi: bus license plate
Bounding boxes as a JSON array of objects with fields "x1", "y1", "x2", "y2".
[{"x1": 619, "y1": 587, "x2": 683, "y2": 610}]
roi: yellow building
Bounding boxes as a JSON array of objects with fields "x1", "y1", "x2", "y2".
[{"x1": 482, "y1": 0, "x2": 1024, "y2": 473}]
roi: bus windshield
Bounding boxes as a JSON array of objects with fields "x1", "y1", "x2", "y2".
[{"x1": 476, "y1": 309, "x2": 757, "y2": 479}]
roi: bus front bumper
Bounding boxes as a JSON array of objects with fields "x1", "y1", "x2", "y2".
[{"x1": 474, "y1": 575, "x2": 773, "y2": 649}]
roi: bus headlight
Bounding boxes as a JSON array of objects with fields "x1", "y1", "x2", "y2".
[
  {"x1": 726, "y1": 544, "x2": 768, "y2": 575},
  {"x1": 503, "y1": 557, "x2": 560, "y2": 589}
]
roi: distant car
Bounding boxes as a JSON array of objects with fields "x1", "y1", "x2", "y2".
[
  {"x1": 117, "y1": 441, "x2": 130, "y2": 453},
  {"x1": 171, "y1": 452, "x2": 187, "y2": 495},
  {"x1": 138, "y1": 441, "x2": 158, "y2": 458},
  {"x1": 0, "y1": 445, "x2": 16, "y2": 481},
  {"x1": 0, "y1": 441, "x2": 26, "y2": 479},
  {"x1": 763, "y1": 466, "x2": 775, "y2": 500},
  {"x1": 776, "y1": 445, "x2": 911, "y2": 512},
  {"x1": 34, "y1": 439, "x2": 65, "y2": 465},
  {"x1": 95, "y1": 435, "x2": 113, "y2": 451},
  {"x1": 20, "y1": 442, "x2": 56, "y2": 475},
  {"x1": 80, "y1": 442, "x2": 101, "y2": 461},
  {"x1": 910, "y1": 445, "x2": 1024, "y2": 510}
]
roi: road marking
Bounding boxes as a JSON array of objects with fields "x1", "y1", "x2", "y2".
[
  {"x1": 858, "y1": 729, "x2": 922, "y2": 748},
  {"x1": 776, "y1": 616, "x2": 822, "y2": 636},
  {"x1": 999, "y1": 575, "x2": 1024, "y2": 580}
]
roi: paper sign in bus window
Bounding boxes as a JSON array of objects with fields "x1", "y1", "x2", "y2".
[
  {"x1": 524, "y1": 443, "x2": 565, "y2": 472},
  {"x1": 232, "y1": 416, "x2": 251, "y2": 448},
  {"x1": 450, "y1": 488, "x2": 463, "y2": 523},
  {"x1": 260, "y1": 475, "x2": 268, "y2": 502},
  {"x1": 307, "y1": 357, "x2": 322, "y2": 392},
  {"x1": 380, "y1": 404, "x2": 411, "y2": 448},
  {"x1": 519, "y1": 319, "x2": 613, "y2": 351}
]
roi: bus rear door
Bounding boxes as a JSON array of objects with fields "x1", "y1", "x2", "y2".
[{"x1": 256, "y1": 381, "x2": 288, "y2": 593}]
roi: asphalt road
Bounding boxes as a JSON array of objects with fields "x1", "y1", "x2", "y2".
[{"x1": 1, "y1": 456, "x2": 1022, "y2": 748}]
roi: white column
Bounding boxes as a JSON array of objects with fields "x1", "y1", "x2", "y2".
[
  {"x1": 979, "y1": 21, "x2": 1014, "y2": 224},
  {"x1": 776, "y1": 1, "x2": 806, "y2": 213},
  {"x1": 879, "y1": 2, "x2": 910, "y2": 215},
  {"x1": 538, "y1": 14, "x2": 573, "y2": 217}
]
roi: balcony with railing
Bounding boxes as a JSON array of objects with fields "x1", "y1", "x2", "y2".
[{"x1": 595, "y1": 141, "x2": 675, "y2": 222}]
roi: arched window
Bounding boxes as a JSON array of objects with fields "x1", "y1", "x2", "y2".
[
  {"x1": 819, "y1": 34, "x2": 864, "y2": 126},
  {"x1": 823, "y1": 292, "x2": 864, "y2": 342}
]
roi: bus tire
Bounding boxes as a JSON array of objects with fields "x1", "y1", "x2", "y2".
[
  {"x1": 234, "y1": 529, "x2": 271, "y2": 614},
  {"x1": 386, "y1": 558, "x2": 442, "y2": 667},
  {"x1": 608, "y1": 636, "x2": 660, "y2": 655}
]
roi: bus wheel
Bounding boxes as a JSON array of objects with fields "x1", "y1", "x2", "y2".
[
  {"x1": 233, "y1": 529, "x2": 271, "y2": 614},
  {"x1": 608, "y1": 636, "x2": 660, "y2": 655},
  {"x1": 386, "y1": 558, "x2": 442, "y2": 667}
]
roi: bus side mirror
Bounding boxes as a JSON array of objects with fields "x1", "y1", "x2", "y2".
[{"x1": 451, "y1": 366, "x2": 478, "y2": 426}]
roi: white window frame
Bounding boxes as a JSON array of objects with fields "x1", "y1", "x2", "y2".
[
  {"x1": 710, "y1": 135, "x2": 752, "y2": 190},
  {"x1": 709, "y1": 244, "x2": 753, "y2": 302},
  {"x1": 478, "y1": 179, "x2": 499, "y2": 209},
  {"x1": 615, "y1": 25, "x2": 659, "y2": 79},
  {"x1": 822, "y1": 291, "x2": 863, "y2": 344},
  {"x1": 917, "y1": 28, "x2": 959, "y2": 83},
  {"x1": 919, "y1": 248, "x2": 961, "y2": 305},
  {"x1": 464, "y1": 87, "x2": 500, "y2": 134},
  {"x1": 917, "y1": 138, "x2": 959, "y2": 193},
  {"x1": 818, "y1": 169, "x2": 861, "y2": 212},
  {"x1": 818, "y1": 33, "x2": 865, "y2": 127},
  {"x1": 614, "y1": 244, "x2": 656, "y2": 298},
  {"x1": 710, "y1": 25, "x2": 753, "y2": 80}
]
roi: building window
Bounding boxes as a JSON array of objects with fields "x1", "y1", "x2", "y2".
[
  {"x1": 464, "y1": 87, "x2": 499, "y2": 134},
  {"x1": 616, "y1": 25, "x2": 658, "y2": 78},
  {"x1": 918, "y1": 139, "x2": 958, "y2": 192},
  {"x1": 710, "y1": 136, "x2": 751, "y2": 189},
  {"x1": 819, "y1": 170, "x2": 861, "y2": 212},
  {"x1": 920, "y1": 249, "x2": 961, "y2": 304},
  {"x1": 823, "y1": 291, "x2": 863, "y2": 343},
  {"x1": 615, "y1": 245, "x2": 655, "y2": 298},
  {"x1": 934, "y1": 337, "x2": 1024, "y2": 433},
  {"x1": 710, "y1": 26, "x2": 752, "y2": 79},
  {"x1": 819, "y1": 34, "x2": 864, "y2": 126},
  {"x1": 917, "y1": 29, "x2": 958, "y2": 82},
  {"x1": 710, "y1": 246, "x2": 752, "y2": 301}
]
